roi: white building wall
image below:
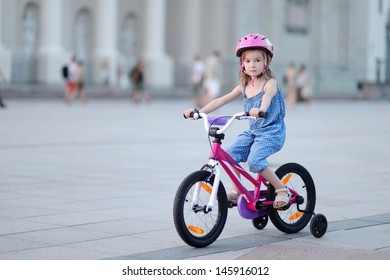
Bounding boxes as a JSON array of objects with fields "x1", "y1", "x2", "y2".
[
  {"x1": 94, "y1": 0, "x2": 119, "y2": 86},
  {"x1": 143, "y1": 0, "x2": 173, "y2": 88},
  {"x1": 0, "y1": 0, "x2": 389, "y2": 95},
  {"x1": 0, "y1": 0, "x2": 12, "y2": 80},
  {"x1": 38, "y1": 0, "x2": 67, "y2": 84},
  {"x1": 365, "y1": 0, "x2": 389, "y2": 83}
]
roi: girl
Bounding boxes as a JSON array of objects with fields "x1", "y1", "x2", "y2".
[{"x1": 183, "y1": 33, "x2": 289, "y2": 209}]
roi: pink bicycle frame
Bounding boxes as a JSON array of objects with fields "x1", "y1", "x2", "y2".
[
  {"x1": 196, "y1": 112, "x2": 298, "y2": 216},
  {"x1": 208, "y1": 140, "x2": 273, "y2": 212}
]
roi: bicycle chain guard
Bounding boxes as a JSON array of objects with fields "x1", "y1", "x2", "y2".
[{"x1": 237, "y1": 191, "x2": 267, "y2": 219}]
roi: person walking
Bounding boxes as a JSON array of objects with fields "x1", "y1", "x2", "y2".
[
  {"x1": 129, "y1": 60, "x2": 147, "y2": 103},
  {"x1": 0, "y1": 69, "x2": 7, "y2": 108},
  {"x1": 285, "y1": 62, "x2": 297, "y2": 111},
  {"x1": 64, "y1": 55, "x2": 78, "y2": 103},
  {"x1": 72, "y1": 60, "x2": 87, "y2": 104},
  {"x1": 296, "y1": 63, "x2": 311, "y2": 108},
  {"x1": 202, "y1": 50, "x2": 222, "y2": 106},
  {"x1": 190, "y1": 54, "x2": 205, "y2": 107}
]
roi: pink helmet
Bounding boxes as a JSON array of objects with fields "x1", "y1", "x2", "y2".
[{"x1": 235, "y1": 33, "x2": 274, "y2": 58}]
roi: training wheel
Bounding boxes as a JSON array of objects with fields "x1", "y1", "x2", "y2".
[
  {"x1": 310, "y1": 214, "x2": 327, "y2": 238},
  {"x1": 252, "y1": 215, "x2": 268, "y2": 230}
]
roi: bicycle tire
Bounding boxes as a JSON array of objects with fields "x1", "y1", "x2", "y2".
[
  {"x1": 252, "y1": 215, "x2": 268, "y2": 230},
  {"x1": 267, "y1": 162, "x2": 316, "y2": 233},
  {"x1": 173, "y1": 170, "x2": 228, "y2": 247}
]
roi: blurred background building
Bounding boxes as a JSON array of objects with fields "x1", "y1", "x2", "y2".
[{"x1": 0, "y1": 0, "x2": 389, "y2": 97}]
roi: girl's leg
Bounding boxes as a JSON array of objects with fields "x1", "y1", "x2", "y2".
[
  {"x1": 227, "y1": 169, "x2": 240, "y2": 203},
  {"x1": 225, "y1": 135, "x2": 252, "y2": 203},
  {"x1": 260, "y1": 167, "x2": 289, "y2": 208}
]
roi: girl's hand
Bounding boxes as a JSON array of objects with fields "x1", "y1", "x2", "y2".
[
  {"x1": 183, "y1": 108, "x2": 196, "y2": 119},
  {"x1": 249, "y1": 108, "x2": 261, "y2": 118}
]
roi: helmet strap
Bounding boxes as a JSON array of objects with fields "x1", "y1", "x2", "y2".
[
  {"x1": 262, "y1": 65, "x2": 269, "y2": 75},
  {"x1": 251, "y1": 76, "x2": 257, "y2": 87},
  {"x1": 241, "y1": 59, "x2": 246, "y2": 73}
]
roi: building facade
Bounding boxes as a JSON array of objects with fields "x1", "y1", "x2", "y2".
[{"x1": 0, "y1": 0, "x2": 389, "y2": 96}]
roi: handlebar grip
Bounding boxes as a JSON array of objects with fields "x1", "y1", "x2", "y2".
[
  {"x1": 244, "y1": 111, "x2": 268, "y2": 118},
  {"x1": 258, "y1": 111, "x2": 268, "y2": 119},
  {"x1": 184, "y1": 109, "x2": 201, "y2": 119}
]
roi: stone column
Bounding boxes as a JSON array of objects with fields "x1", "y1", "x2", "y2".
[
  {"x1": 95, "y1": 0, "x2": 119, "y2": 86},
  {"x1": 176, "y1": 0, "x2": 202, "y2": 86},
  {"x1": 38, "y1": 0, "x2": 67, "y2": 84},
  {"x1": 143, "y1": 0, "x2": 173, "y2": 88},
  {"x1": 181, "y1": 0, "x2": 202, "y2": 58},
  {"x1": 0, "y1": 0, "x2": 12, "y2": 81}
]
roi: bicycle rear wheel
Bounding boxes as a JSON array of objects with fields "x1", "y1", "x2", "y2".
[
  {"x1": 267, "y1": 162, "x2": 316, "y2": 233},
  {"x1": 173, "y1": 170, "x2": 228, "y2": 248}
]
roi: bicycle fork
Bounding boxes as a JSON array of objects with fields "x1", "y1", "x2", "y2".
[{"x1": 194, "y1": 158, "x2": 221, "y2": 213}]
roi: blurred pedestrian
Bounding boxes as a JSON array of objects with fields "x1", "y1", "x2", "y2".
[
  {"x1": 190, "y1": 54, "x2": 205, "y2": 107},
  {"x1": 0, "y1": 69, "x2": 7, "y2": 108},
  {"x1": 99, "y1": 59, "x2": 111, "y2": 95},
  {"x1": 72, "y1": 60, "x2": 87, "y2": 104},
  {"x1": 285, "y1": 62, "x2": 297, "y2": 110},
  {"x1": 100, "y1": 59, "x2": 110, "y2": 87},
  {"x1": 296, "y1": 64, "x2": 311, "y2": 108},
  {"x1": 64, "y1": 55, "x2": 78, "y2": 103},
  {"x1": 129, "y1": 60, "x2": 147, "y2": 103},
  {"x1": 116, "y1": 59, "x2": 129, "y2": 89},
  {"x1": 202, "y1": 50, "x2": 222, "y2": 106}
]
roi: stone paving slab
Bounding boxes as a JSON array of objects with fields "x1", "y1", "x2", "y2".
[{"x1": 0, "y1": 98, "x2": 390, "y2": 260}]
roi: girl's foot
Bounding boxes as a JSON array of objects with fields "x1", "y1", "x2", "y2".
[
  {"x1": 273, "y1": 187, "x2": 291, "y2": 209},
  {"x1": 227, "y1": 191, "x2": 239, "y2": 205}
]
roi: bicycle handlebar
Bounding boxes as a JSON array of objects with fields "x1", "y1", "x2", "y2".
[{"x1": 185, "y1": 110, "x2": 268, "y2": 135}]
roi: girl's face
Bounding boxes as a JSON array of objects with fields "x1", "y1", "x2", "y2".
[{"x1": 242, "y1": 50, "x2": 267, "y2": 77}]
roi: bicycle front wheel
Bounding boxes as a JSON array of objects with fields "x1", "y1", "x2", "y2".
[
  {"x1": 173, "y1": 170, "x2": 228, "y2": 248},
  {"x1": 267, "y1": 162, "x2": 316, "y2": 233}
]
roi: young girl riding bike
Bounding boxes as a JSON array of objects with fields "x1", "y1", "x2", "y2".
[{"x1": 184, "y1": 33, "x2": 289, "y2": 209}]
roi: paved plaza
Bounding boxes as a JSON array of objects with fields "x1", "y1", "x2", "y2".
[{"x1": 0, "y1": 97, "x2": 390, "y2": 260}]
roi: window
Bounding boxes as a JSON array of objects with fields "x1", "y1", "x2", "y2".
[
  {"x1": 74, "y1": 9, "x2": 92, "y2": 61},
  {"x1": 285, "y1": 0, "x2": 310, "y2": 34}
]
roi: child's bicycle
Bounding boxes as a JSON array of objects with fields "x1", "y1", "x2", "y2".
[{"x1": 173, "y1": 111, "x2": 327, "y2": 248}]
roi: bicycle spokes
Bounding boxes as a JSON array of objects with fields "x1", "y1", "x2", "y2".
[
  {"x1": 268, "y1": 163, "x2": 317, "y2": 234},
  {"x1": 173, "y1": 170, "x2": 228, "y2": 247},
  {"x1": 184, "y1": 181, "x2": 220, "y2": 237}
]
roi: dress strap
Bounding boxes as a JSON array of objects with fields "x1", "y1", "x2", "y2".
[
  {"x1": 242, "y1": 85, "x2": 247, "y2": 97},
  {"x1": 261, "y1": 78, "x2": 271, "y2": 92}
]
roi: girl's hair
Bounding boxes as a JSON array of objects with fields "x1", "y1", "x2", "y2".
[{"x1": 239, "y1": 49, "x2": 275, "y2": 85}]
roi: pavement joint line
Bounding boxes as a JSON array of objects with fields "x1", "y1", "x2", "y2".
[
  {"x1": 0, "y1": 218, "x2": 127, "y2": 237},
  {"x1": 376, "y1": 246, "x2": 390, "y2": 250},
  {"x1": 343, "y1": 221, "x2": 390, "y2": 231}
]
